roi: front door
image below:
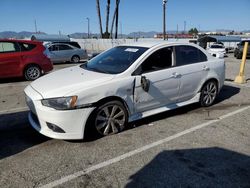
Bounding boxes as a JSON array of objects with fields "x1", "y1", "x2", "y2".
[{"x1": 133, "y1": 47, "x2": 180, "y2": 113}]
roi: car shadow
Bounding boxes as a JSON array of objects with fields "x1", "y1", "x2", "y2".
[
  {"x1": 0, "y1": 77, "x2": 27, "y2": 84},
  {"x1": 0, "y1": 111, "x2": 50, "y2": 160},
  {"x1": 125, "y1": 147, "x2": 250, "y2": 187}
]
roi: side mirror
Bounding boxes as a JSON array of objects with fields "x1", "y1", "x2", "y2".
[{"x1": 141, "y1": 76, "x2": 150, "y2": 92}]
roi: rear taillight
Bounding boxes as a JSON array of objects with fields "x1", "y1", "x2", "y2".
[{"x1": 43, "y1": 48, "x2": 50, "y2": 58}]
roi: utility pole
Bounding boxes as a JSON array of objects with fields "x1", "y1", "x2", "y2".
[
  {"x1": 163, "y1": 0, "x2": 168, "y2": 40},
  {"x1": 34, "y1": 19, "x2": 37, "y2": 33},
  {"x1": 86, "y1": 17, "x2": 90, "y2": 38},
  {"x1": 184, "y1": 21, "x2": 186, "y2": 34}
]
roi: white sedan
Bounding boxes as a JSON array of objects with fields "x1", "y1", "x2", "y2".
[
  {"x1": 207, "y1": 44, "x2": 226, "y2": 58},
  {"x1": 24, "y1": 42, "x2": 225, "y2": 139}
]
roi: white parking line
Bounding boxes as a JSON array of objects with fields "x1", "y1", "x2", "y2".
[
  {"x1": 40, "y1": 105, "x2": 250, "y2": 188},
  {"x1": 0, "y1": 107, "x2": 28, "y2": 115}
]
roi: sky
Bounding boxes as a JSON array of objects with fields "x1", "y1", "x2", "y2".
[{"x1": 0, "y1": 0, "x2": 250, "y2": 35}]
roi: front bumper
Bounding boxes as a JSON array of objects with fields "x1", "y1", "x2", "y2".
[{"x1": 24, "y1": 85, "x2": 95, "y2": 140}]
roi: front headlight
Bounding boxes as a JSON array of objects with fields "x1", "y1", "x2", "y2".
[{"x1": 42, "y1": 96, "x2": 78, "y2": 110}]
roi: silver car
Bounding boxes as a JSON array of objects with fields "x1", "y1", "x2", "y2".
[{"x1": 46, "y1": 43, "x2": 88, "y2": 63}]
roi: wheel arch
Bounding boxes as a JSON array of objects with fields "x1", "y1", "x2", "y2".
[
  {"x1": 23, "y1": 63, "x2": 42, "y2": 76},
  {"x1": 84, "y1": 95, "x2": 131, "y2": 139},
  {"x1": 199, "y1": 78, "x2": 219, "y2": 92},
  {"x1": 94, "y1": 96, "x2": 131, "y2": 116},
  {"x1": 71, "y1": 54, "x2": 80, "y2": 61}
]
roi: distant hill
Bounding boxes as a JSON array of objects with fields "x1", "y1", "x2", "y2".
[
  {"x1": 0, "y1": 31, "x2": 46, "y2": 39},
  {"x1": 0, "y1": 31, "x2": 162, "y2": 39},
  {"x1": 1, "y1": 30, "x2": 249, "y2": 39}
]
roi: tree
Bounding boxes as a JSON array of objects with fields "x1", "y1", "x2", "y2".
[
  {"x1": 96, "y1": 0, "x2": 120, "y2": 39},
  {"x1": 96, "y1": 0, "x2": 103, "y2": 37},
  {"x1": 110, "y1": 0, "x2": 120, "y2": 39},
  {"x1": 188, "y1": 28, "x2": 199, "y2": 35},
  {"x1": 103, "y1": 0, "x2": 111, "y2": 38}
]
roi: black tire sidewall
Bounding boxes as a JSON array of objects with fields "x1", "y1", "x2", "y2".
[
  {"x1": 200, "y1": 81, "x2": 217, "y2": 107},
  {"x1": 71, "y1": 55, "x2": 80, "y2": 63},
  {"x1": 24, "y1": 65, "x2": 41, "y2": 81},
  {"x1": 93, "y1": 100, "x2": 128, "y2": 136}
]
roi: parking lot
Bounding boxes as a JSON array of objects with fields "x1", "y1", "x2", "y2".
[{"x1": 0, "y1": 54, "x2": 250, "y2": 187}]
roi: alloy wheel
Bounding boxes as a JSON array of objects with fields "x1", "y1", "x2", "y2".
[
  {"x1": 72, "y1": 56, "x2": 80, "y2": 63},
  {"x1": 201, "y1": 81, "x2": 217, "y2": 107},
  {"x1": 95, "y1": 103, "x2": 127, "y2": 136},
  {"x1": 25, "y1": 66, "x2": 41, "y2": 80}
]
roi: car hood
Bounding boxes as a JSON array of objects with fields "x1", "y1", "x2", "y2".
[{"x1": 30, "y1": 65, "x2": 114, "y2": 98}]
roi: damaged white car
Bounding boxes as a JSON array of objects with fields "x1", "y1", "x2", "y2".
[{"x1": 24, "y1": 42, "x2": 225, "y2": 139}]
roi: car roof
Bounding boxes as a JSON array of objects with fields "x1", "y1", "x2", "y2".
[
  {"x1": 119, "y1": 41, "x2": 193, "y2": 48},
  {"x1": 0, "y1": 39, "x2": 42, "y2": 44}
]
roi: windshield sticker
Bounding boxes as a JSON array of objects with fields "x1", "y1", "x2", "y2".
[{"x1": 125, "y1": 48, "x2": 139, "y2": 52}]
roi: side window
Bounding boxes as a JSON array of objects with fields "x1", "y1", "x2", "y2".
[
  {"x1": 48, "y1": 45, "x2": 59, "y2": 51},
  {"x1": 139, "y1": 47, "x2": 173, "y2": 74},
  {"x1": 0, "y1": 42, "x2": 19, "y2": 53},
  {"x1": 59, "y1": 45, "x2": 72, "y2": 50},
  {"x1": 175, "y1": 45, "x2": 207, "y2": 66},
  {"x1": 18, "y1": 42, "x2": 36, "y2": 51}
]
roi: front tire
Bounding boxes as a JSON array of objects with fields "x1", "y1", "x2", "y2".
[
  {"x1": 236, "y1": 53, "x2": 242, "y2": 59},
  {"x1": 71, "y1": 55, "x2": 80, "y2": 63},
  {"x1": 200, "y1": 81, "x2": 218, "y2": 107},
  {"x1": 24, "y1": 65, "x2": 41, "y2": 81},
  {"x1": 93, "y1": 101, "x2": 128, "y2": 136}
]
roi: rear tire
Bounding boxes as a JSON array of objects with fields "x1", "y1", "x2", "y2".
[
  {"x1": 200, "y1": 81, "x2": 218, "y2": 107},
  {"x1": 24, "y1": 65, "x2": 41, "y2": 81},
  {"x1": 236, "y1": 53, "x2": 242, "y2": 59}
]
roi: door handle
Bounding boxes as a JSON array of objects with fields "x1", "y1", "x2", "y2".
[
  {"x1": 202, "y1": 66, "x2": 210, "y2": 71},
  {"x1": 171, "y1": 72, "x2": 181, "y2": 78}
]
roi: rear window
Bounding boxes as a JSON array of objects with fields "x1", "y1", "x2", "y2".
[
  {"x1": 175, "y1": 45, "x2": 207, "y2": 66},
  {"x1": 211, "y1": 45, "x2": 223, "y2": 49},
  {"x1": 18, "y1": 42, "x2": 36, "y2": 51},
  {"x1": 58, "y1": 44, "x2": 72, "y2": 50},
  {"x1": 0, "y1": 42, "x2": 20, "y2": 53}
]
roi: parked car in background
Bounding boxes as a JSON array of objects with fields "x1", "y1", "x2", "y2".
[
  {"x1": 234, "y1": 40, "x2": 250, "y2": 59},
  {"x1": 0, "y1": 39, "x2": 53, "y2": 80},
  {"x1": 25, "y1": 42, "x2": 225, "y2": 140},
  {"x1": 44, "y1": 41, "x2": 81, "y2": 49},
  {"x1": 207, "y1": 44, "x2": 226, "y2": 58},
  {"x1": 45, "y1": 43, "x2": 88, "y2": 63}
]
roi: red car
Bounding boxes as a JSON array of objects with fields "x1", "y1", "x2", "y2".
[{"x1": 0, "y1": 39, "x2": 53, "y2": 80}]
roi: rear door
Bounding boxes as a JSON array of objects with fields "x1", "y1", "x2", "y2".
[
  {"x1": 0, "y1": 41, "x2": 21, "y2": 78},
  {"x1": 58, "y1": 44, "x2": 75, "y2": 61},
  {"x1": 174, "y1": 45, "x2": 209, "y2": 102}
]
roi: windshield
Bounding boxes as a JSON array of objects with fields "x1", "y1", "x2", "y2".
[
  {"x1": 211, "y1": 45, "x2": 224, "y2": 49},
  {"x1": 81, "y1": 46, "x2": 148, "y2": 74}
]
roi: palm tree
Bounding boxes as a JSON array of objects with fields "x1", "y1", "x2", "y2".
[
  {"x1": 115, "y1": 0, "x2": 119, "y2": 39},
  {"x1": 103, "y1": 0, "x2": 111, "y2": 38},
  {"x1": 96, "y1": 0, "x2": 103, "y2": 38},
  {"x1": 110, "y1": 0, "x2": 120, "y2": 39}
]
